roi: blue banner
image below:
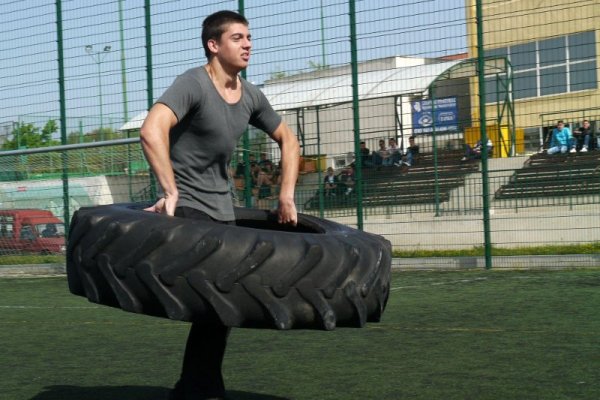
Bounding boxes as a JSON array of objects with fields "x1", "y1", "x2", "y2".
[{"x1": 411, "y1": 97, "x2": 458, "y2": 134}]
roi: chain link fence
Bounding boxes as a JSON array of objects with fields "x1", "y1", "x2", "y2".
[{"x1": 0, "y1": 0, "x2": 598, "y2": 268}]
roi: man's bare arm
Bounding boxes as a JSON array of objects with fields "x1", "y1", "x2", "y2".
[
  {"x1": 269, "y1": 121, "x2": 300, "y2": 225},
  {"x1": 140, "y1": 103, "x2": 179, "y2": 216}
]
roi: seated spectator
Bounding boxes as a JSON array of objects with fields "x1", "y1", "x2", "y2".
[
  {"x1": 338, "y1": 165, "x2": 355, "y2": 195},
  {"x1": 461, "y1": 139, "x2": 493, "y2": 161},
  {"x1": 324, "y1": 167, "x2": 338, "y2": 196},
  {"x1": 250, "y1": 162, "x2": 261, "y2": 187},
  {"x1": 359, "y1": 141, "x2": 372, "y2": 167},
  {"x1": 234, "y1": 153, "x2": 256, "y2": 177},
  {"x1": 258, "y1": 152, "x2": 272, "y2": 168},
  {"x1": 573, "y1": 119, "x2": 593, "y2": 152},
  {"x1": 385, "y1": 138, "x2": 401, "y2": 166},
  {"x1": 402, "y1": 136, "x2": 420, "y2": 167},
  {"x1": 547, "y1": 120, "x2": 574, "y2": 154},
  {"x1": 256, "y1": 167, "x2": 275, "y2": 200},
  {"x1": 372, "y1": 139, "x2": 389, "y2": 166}
]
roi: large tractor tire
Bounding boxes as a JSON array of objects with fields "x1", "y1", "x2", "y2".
[{"x1": 67, "y1": 203, "x2": 391, "y2": 330}]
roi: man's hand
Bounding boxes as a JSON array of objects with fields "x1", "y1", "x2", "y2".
[
  {"x1": 277, "y1": 196, "x2": 297, "y2": 226},
  {"x1": 144, "y1": 193, "x2": 178, "y2": 216}
]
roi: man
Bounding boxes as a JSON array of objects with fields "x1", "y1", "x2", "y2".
[
  {"x1": 386, "y1": 137, "x2": 400, "y2": 166},
  {"x1": 359, "y1": 141, "x2": 372, "y2": 167},
  {"x1": 140, "y1": 10, "x2": 299, "y2": 400},
  {"x1": 573, "y1": 119, "x2": 593, "y2": 152},
  {"x1": 323, "y1": 166, "x2": 338, "y2": 197},
  {"x1": 403, "y1": 136, "x2": 419, "y2": 166},
  {"x1": 461, "y1": 138, "x2": 492, "y2": 162},
  {"x1": 372, "y1": 139, "x2": 389, "y2": 166},
  {"x1": 547, "y1": 120, "x2": 574, "y2": 155}
]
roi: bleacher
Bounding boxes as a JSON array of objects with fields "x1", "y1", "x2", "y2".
[
  {"x1": 304, "y1": 150, "x2": 480, "y2": 210},
  {"x1": 495, "y1": 151, "x2": 600, "y2": 199}
]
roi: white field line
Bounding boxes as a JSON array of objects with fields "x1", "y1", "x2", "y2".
[{"x1": 390, "y1": 277, "x2": 488, "y2": 291}]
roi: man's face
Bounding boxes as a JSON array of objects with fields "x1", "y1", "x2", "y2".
[
  {"x1": 583, "y1": 121, "x2": 590, "y2": 128},
  {"x1": 557, "y1": 123, "x2": 564, "y2": 130},
  {"x1": 210, "y1": 22, "x2": 252, "y2": 70},
  {"x1": 379, "y1": 141, "x2": 385, "y2": 149}
]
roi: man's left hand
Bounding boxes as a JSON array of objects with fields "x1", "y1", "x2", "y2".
[{"x1": 277, "y1": 197, "x2": 297, "y2": 226}]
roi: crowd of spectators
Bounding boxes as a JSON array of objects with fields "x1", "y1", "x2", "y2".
[
  {"x1": 323, "y1": 165, "x2": 355, "y2": 198},
  {"x1": 363, "y1": 136, "x2": 420, "y2": 168},
  {"x1": 543, "y1": 119, "x2": 596, "y2": 154},
  {"x1": 233, "y1": 152, "x2": 282, "y2": 205}
]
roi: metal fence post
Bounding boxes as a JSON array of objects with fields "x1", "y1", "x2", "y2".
[
  {"x1": 349, "y1": 0, "x2": 363, "y2": 230},
  {"x1": 144, "y1": 0, "x2": 157, "y2": 200},
  {"x1": 238, "y1": 0, "x2": 253, "y2": 208},
  {"x1": 55, "y1": 0, "x2": 70, "y2": 230},
  {"x1": 476, "y1": 0, "x2": 492, "y2": 269},
  {"x1": 316, "y1": 106, "x2": 325, "y2": 218}
]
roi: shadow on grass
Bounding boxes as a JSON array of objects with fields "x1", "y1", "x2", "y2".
[{"x1": 30, "y1": 385, "x2": 291, "y2": 400}]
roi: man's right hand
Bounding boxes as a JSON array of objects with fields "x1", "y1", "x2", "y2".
[{"x1": 144, "y1": 193, "x2": 178, "y2": 216}]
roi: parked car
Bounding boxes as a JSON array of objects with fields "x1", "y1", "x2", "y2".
[{"x1": 0, "y1": 209, "x2": 66, "y2": 255}]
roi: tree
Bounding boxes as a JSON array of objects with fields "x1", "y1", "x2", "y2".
[
  {"x1": 40, "y1": 120, "x2": 58, "y2": 143},
  {"x1": 1, "y1": 120, "x2": 59, "y2": 150},
  {"x1": 86, "y1": 127, "x2": 121, "y2": 142}
]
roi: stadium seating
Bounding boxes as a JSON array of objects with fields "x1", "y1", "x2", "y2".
[
  {"x1": 495, "y1": 151, "x2": 600, "y2": 199},
  {"x1": 304, "y1": 150, "x2": 479, "y2": 210}
]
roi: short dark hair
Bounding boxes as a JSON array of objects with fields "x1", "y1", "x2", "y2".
[
  {"x1": 409, "y1": 136, "x2": 415, "y2": 140},
  {"x1": 557, "y1": 120, "x2": 564, "y2": 124},
  {"x1": 202, "y1": 10, "x2": 249, "y2": 59}
]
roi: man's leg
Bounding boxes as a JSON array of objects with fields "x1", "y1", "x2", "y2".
[
  {"x1": 372, "y1": 154, "x2": 381, "y2": 166},
  {"x1": 547, "y1": 146, "x2": 559, "y2": 155},
  {"x1": 173, "y1": 323, "x2": 230, "y2": 399},
  {"x1": 461, "y1": 145, "x2": 473, "y2": 161},
  {"x1": 171, "y1": 207, "x2": 234, "y2": 400},
  {"x1": 582, "y1": 134, "x2": 591, "y2": 151}
]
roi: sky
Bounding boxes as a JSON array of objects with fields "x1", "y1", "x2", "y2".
[{"x1": 0, "y1": 0, "x2": 467, "y2": 138}]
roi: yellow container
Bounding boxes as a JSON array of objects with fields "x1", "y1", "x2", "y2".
[
  {"x1": 302, "y1": 154, "x2": 327, "y2": 171},
  {"x1": 464, "y1": 125, "x2": 524, "y2": 157}
]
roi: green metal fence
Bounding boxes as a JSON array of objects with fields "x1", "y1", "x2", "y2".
[{"x1": 0, "y1": 1, "x2": 599, "y2": 268}]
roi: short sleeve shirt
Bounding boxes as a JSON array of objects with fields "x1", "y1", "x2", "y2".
[{"x1": 156, "y1": 67, "x2": 282, "y2": 221}]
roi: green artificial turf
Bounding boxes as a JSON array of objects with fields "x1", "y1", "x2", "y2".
[{"x1": 1, "y1": 270, "x2": 599, "y2": 400}]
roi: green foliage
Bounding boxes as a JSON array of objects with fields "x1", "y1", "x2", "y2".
[
  {"x1": 66, "y1": 127, "x2": 124, "y2": 144},
  {"x1": 0, "y1": 123, "x2": 145, "y2": 179},
  {"x1": 0, "y1": 254, "x2": 63, "y2": 265},
  {"x1": 2, "y1": 120, "x2": 59, "y2": 150}
]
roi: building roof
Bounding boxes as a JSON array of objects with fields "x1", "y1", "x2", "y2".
[
  {"x1": 119, "y1": 59, "x2": 462, "y2": 130},
  {"x1": 119, "y1": 110, "x2": 148, "y2": 131},
  {"x1": 261, "y1": 59, "x2": 462, "y2": 111}
]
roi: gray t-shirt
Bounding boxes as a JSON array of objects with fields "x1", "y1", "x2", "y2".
[{"x1": 156, "y1": 67, "x2": 281, "y2": 221}]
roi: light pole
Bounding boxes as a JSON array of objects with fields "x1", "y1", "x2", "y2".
[{"x1": 85, "y1": 44, "x2": 111, "y2": 141}]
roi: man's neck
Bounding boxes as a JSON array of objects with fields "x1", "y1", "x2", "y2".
[{"x1": 205, "y1": 60, "x2": 239, "y2": 89}]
